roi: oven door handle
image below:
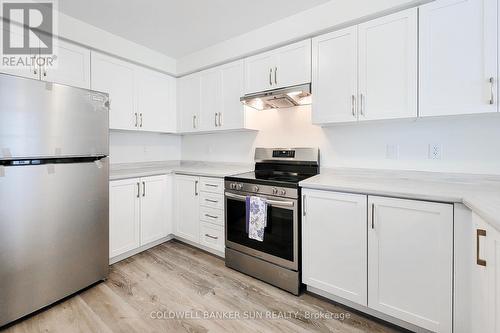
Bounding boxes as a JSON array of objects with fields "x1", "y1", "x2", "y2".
[{"x1": 225, "y1": 192, "x2": 295, "y2": 208}]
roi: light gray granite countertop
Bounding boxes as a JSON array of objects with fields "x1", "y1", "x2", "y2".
[
  {"x1": 300, "y1": 168, "x2": 500, "y2": 231},
  {"x1": 109, "y1": 160, "x2": 253, "y2": 181}
]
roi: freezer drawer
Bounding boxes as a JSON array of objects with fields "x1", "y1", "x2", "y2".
[
  {"x1": 0, "y1": 73, "x2": 109, "y2": 159},
  {"x1": 0, "y1": 158, "x2": 109, "y2": 326}
]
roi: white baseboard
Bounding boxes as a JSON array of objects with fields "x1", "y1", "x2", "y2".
[
  {"x1": 109, "y1": 235, "x2": 174, "y2": 265},
  {"x1": 173, "y1": 235, "x2": 225, "y2": 258},
  {"x1": 306, "y1": 286, "x2": 432, "y2": 333}
]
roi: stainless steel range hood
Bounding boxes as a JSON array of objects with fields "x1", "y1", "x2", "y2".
[{"x1": 240, "y1": 83, "x2": 311, "y2": 110}]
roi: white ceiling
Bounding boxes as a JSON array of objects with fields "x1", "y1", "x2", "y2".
[{"x1": 58, "y1": 0, "x2": 331, "y2": 59}]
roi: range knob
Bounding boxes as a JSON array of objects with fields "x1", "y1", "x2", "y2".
[
  {"x1": 272, "y1": 187, "x2": 278, "y2": 195},
  {"x1": 280, "y1": 189, "x2": 287, "y2": 196},
  {"x1": 237, "y1": 183, "x2": 243, "y2": 190},
  {"x1": 230, "y1": 183, "x2": 236, "y2": 190},
  {"x1": 254, "y1": 185, "x2": 259, "y2": 192}
]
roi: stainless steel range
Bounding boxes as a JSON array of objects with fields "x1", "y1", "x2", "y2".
[{"x1": 224, "y1": 148, "x2": 319, "y2": 295}]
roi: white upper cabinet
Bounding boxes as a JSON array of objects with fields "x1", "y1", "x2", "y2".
[
  {"x1": 312, "y1": 9, "x2": 417, "y2": 125},
  {"x1": 368, "y1": 196, "x2": 453, "y2": 333},
  {"x1": 312, "y1": 26, "x2": 358, "y2": 124},
  {"x1": 358, "y1": 8, "x2": 417, "y2": 121},
  {"x1": 0, "y1": 30, "x2": 90, "y2": 90},
  {"x1": 273, "y1": 40, "x2": 312, "y2": 89},
  {"x1": 302, "y1": 190, "x2": 368, "y2": 306},
  {"x1": 177, "y1": 73, "x2": 201, "y2": 133},
  {"x1": 419, "y1": 0, "x2": 498, "y2": 117},
  {"x1": 177, "y1": 60, "x2": 255, "y2": 133},
  {"x1": 244, "y1": 52, "x2": 275, "y2": 94},
  {"x1": 44, "y1": 39, "x2": 91, "y2": 89},
  {"x1": 136, "y1": 67, "x2": 176, "y2": 133},
  {"x1": 219, "y1": 60, "x2": 246, "y2": 130},
  {"x1": 92, "y1": 52, "x2": 176, "y2": 133},
  {"x1": 199, "y1": 69, "x2": 221, "y2": 131},
  {"x1": 244, "y1": 39, "x2": 311, "y2": 94},
  {"x1": 91, "y1": 52, "x2": 136, "y2": 130}
]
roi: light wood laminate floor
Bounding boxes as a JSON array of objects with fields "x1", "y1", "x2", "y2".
[{"x1": 2, "y1": 240, "x2": 404, "y2": 333}]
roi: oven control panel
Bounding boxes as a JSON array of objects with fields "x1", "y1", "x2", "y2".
[{"x1": 225, "y1": 181, "x2": 297, "y2": 199}]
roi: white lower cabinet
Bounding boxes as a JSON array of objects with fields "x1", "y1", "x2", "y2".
[
  {"x1": 469, "y1": 213, "x2": 500, "y2": 333},
  {"x1": 302, "y1": 190, "x2": 453, "y2": 333},
  {"x1": 174, "y1": 175, "x2": 225, "y2": 254},
  {"x1": 109, "y1": 178, "x2": 141, "y2": 258},
  {"x1": 368, "y1": 196, "x2": 453, "y2": 333},
  {"x1": 174, "y1": 175, "x2": 201, "y2": 243},
  {"x1": 302, "y1": 190, "x2": 368, "y2": 306},
  {"x1": 109, "y1": 174, "x2": 171, "y2": 260}
]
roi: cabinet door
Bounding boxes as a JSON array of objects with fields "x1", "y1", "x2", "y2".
[
  {"x1": 174, "y1": 175, "x2": 200, "y2": 243},
  {"x1": 219, "y1": 60, "x2": 245, "y2": 130},
  {"x1": 199, "y1": 69, "x2": 220, "y2": 131},
  {"x1": 44, "y1": 39, "x2": 90, "y2": 89},
  {"x1": 368, "y1": 196, "x2": 453, "y2": 333},
  {"x1": 177, "y1": 74, "x2": 200, "y2": 132},
  {"x1": 244, "y1": 52, "x2": 274, "y2": 94},
  {"x1": 140, "y1": 175, "x2": 169, "y2": 245},
  {"x1": 312, "y1": 27, "x2": 358, "y2": 124},
  {"x1": 91, "y1": 52, "x2": 136, "y2": 130},
  {"x1": 419, "y1": 0, "x2": 498, "y2": 117},
  {"x1": 0, "y1": 24, "x2": 39, "y2": 80},
  {"x1": 358, "y1": 8, "x2": 417, "y2": 121},
  {"x1": 109, "y1": 178, "x2": 140, "y2": 258},
  {"x1": 470, "y1": 213, "x2": 494, "y2": 333},
  {"x1": 275, "y1": 39, "x2": 311, "y2": 89},
  {"x1": 302, "y1": 190, "x2": 368, "y2": 306},
  {"x1": 136, "y1": 67, "x2": 176, "y2": 133}
]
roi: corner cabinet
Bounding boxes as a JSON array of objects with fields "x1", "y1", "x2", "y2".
[
  {"x1": 419, "y1": 0, "x2": 498, "y2": 117},
  {"x1": 177, "y1": 60, "x2": 257, "y2": 134},
  {"x1": 312, "y1": 8, "x2": 417, "y2": 124},
  {"x1": 109, "y1": 174, "x2": 172, "y2": 261},
  {"x1": 302, "y1": 190, "x2": 453, "y2": 333},
  {"x1": 244, "y1": 39, "x2": 311, "y2": 94},
  {"x1": 91, "y1": 52, "x2": 176, "y2": 133}
]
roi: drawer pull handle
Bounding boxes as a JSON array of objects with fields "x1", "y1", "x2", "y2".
[
  {"x1": 205, "y1": 214, "x2": 218, "y2": 219},
  {"x1": 205, "y1": 184, "x2": 218, "y2": 187},
  {"x1": 205, "y1": 199, "x2": 218, "y2": 203},
  {"x1": 205, "y1": 234, "x2": 218, "y2": 240},
  {"x1": 477, "y1": 229, "x2": 487, "y2": 266}
]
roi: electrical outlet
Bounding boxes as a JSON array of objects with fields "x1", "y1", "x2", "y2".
[
  {"x1": 428, "y1": 144, "x2": 442, "y2": 160},
  {"x1": 386, "y1": 144, "x2": 399, "y2": 160}
]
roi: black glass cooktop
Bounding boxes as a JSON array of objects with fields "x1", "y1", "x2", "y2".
[{"x1": 226, "y1": 170, "x2": 316, "y2": 187}]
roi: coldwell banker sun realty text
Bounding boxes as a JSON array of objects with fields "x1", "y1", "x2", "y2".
[{"x1": 1, "y1": 0, "x2": 58, "y2": 71}]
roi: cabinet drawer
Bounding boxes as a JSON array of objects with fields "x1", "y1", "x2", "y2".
[
  {"x1": 200, "y1": 206, "x2": 224, "y2": 226},
  {"x1": 199, "y1": 177, "x2": 224, "y2": 194},
  {"x1": 200, "y1": 192, "x2": 224, "y2": 209},
  {"x1": 200, "y1": 222, "x2": 224, "y2": 252}
]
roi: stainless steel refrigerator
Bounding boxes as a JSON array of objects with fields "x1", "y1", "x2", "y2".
[{"x1": 0, "y1": 73, "x2": 110, "y2": 327}]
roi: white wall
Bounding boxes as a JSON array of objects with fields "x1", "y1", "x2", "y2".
[
  {"x1": 110, "y1": 131, "x2": 181, "y2": 164},
  {"x1": 181, "y1": 107, "x2": 500, "y2": 175}
]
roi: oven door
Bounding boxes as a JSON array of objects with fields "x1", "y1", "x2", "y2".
[{"x1": 225, "y1": 190, "x2": 298, "y2": 270}]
